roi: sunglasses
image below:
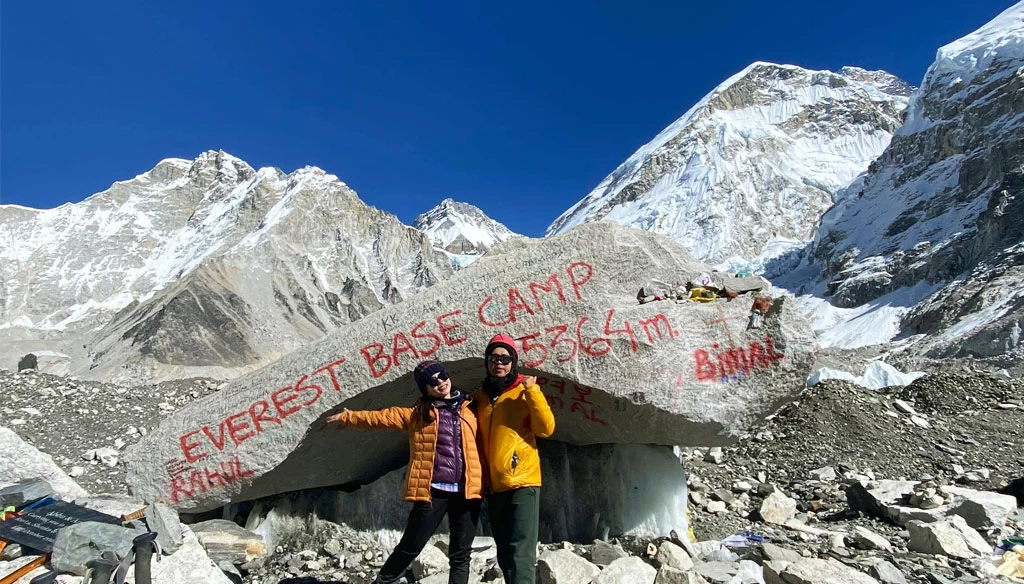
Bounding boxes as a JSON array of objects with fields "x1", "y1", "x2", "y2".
[
  {"x1": 487, "y1": 354, "x2": 513, "y2": 365},
  {"x1": 427, "y1": 371, "x2": 450, "y2": 386}
]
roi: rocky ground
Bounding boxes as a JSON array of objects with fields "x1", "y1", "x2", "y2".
[
  {"x1": 0, "y1": 368, "x2": 221, "y2": 495},
  {"x1": 2, "y1": 359, "x2": 1023, "y2": 583}
]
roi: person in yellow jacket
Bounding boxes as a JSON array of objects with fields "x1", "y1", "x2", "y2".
[
  {"x1": 472, "y1": 333, "x2": 555, "y2": 584},
  {"x1": 326, "y1": 360, "x2": 482, "y2": 584}
]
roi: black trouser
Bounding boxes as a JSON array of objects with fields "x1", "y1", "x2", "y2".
[
  {"x1": 374, "y1": 489, "x2": 481, "y2": 584},
  {"x1": 487, "y1": 487, "x2": 540, "y2": 584}
]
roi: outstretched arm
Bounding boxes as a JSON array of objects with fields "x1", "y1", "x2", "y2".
[{"x1": 327, "y1": 407, "x2": 414, "y2": 431}]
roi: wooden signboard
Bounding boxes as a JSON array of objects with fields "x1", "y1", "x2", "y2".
[{"x1": 0, "y1": 501, "x2": 120, "y2": 552}]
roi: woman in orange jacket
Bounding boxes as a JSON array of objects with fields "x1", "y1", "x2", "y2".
[
  {"x1": 326, "y1": 360, "x2": 483, "y2": 584},
  {"x1": 472, "y1": 334, "x2": 555, "y2": 584}
]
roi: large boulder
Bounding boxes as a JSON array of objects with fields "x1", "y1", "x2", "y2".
[
  {"x1": 0, "y1": 426, "x2": 88, "y2": 501},
  {"x1": 125, "y1": 223, "x2": 816, "y2": 511}
]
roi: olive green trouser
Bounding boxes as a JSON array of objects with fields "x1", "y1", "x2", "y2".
[{"x1": 487, "y1": 487, "x2": 540, "y2": 584}]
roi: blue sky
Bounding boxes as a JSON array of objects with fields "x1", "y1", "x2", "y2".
[{"x1": 0, "y1": 0, "x2": 1013, "y2": 237}]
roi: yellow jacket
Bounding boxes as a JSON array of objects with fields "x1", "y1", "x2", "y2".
[
  {"x1": 339, "y1": 400, "x2": 483, "y2": 502},
  {"x1": 472, "y1": 377, "x2": 555, "y2": 492}
]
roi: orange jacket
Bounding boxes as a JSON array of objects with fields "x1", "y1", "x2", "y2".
[
  {"x1": 339, "y1": 399, "x2": 483, "y2": 502},
  {"x1": 472, "y1": 379, "x2": 556, "y2": 492}
]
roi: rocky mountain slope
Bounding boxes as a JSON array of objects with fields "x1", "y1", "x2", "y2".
[
  {"x1": 0, "y1": 151, "x2": 454, "y2": 384},
  {"x1": 781, "y1": 1, "x2": 1024, "y2": 366},
  {"x1": 413, "y1": 198, "x2": 521, "y2": 267},
  {"x1": 2, "y1": 359, "x2": 1020, "y2": 584},
  {"x1": 547, "y1": 63, "x2": 912, "y2": 265}
]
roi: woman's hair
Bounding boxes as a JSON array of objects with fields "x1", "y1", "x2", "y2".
[{"x1": 413, "y1": 397, "x2": 435, "y2": 424}]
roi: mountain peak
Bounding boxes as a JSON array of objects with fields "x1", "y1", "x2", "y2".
[
  {"x1": 547, "y1": 60, "x2": 911, "y2": 263},
  {"x1": 414, "y1": 199, "x2": 521, "y2": 262}
]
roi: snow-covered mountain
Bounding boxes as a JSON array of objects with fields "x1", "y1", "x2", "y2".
[
  {"x1": 547, "y1": 63, "x2": 912, "y2": 265},
  {"x1": 784, "y1": 1, "x2": 1024, "y2": 363},
  {"x1": 0, "y1": 151, "x2": 454, "y2": 383},
  {"x1": 413, "y1": 198, "x2": 522, "y2": 266}
]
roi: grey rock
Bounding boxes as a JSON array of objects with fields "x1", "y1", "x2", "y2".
[
  {"x1": 51, "y1": 521, "x2": 144, "y2": 576},
  {"x1": 536, "y1": 549, "x2": 600, "y2": 584},
  {"x1": 0, "y1": 427, "x2": 88, "y2": 501},
  {"x1": 323, "y1": 538, "x2": 343, "y2": 558},
  {"x1": 191, "y1": 519, "x2": 267, "y2": 565},
  {"x1": 761, "y1": 542, "x2": 802, "y2": 563},
  {"x1": 124, "y1": 527, "x2": 233, "y2": 583},
  {"x1": 590, "y1": 540, "x2": 628, "y2": 567},
  {"x1": 906, "y1": 515, "x2": 991, "y2": 558},
  {"x1": 411, "y1": 544, "x2": 450, "y2": 580},
  {"x1": 144, "y1": 501, "x2": 183, "y2": 555},
  {"x1": 847, "y1": 526, "x2": 892, "y2": 551},
  {"x1": 706, "y1": 501, "x2": 727, "y2": 514},
  {"x1": 592, "y1": 556, "x2": 656, "y2": 584},
  {"x1": 687, "y1": 541, "x2": 726, "y2": 562},
  {"x1": 654, "y1": 540, "x2": 693, "y2": 572},
  {"x1": 76, "y1": 495, "x2": 145, "y2": 518},
  {"x1": 706, "y1": 447, "x2": 725, "y2": 464},
  {"x1": 655, "y1": 566, "x2": 710, "y2": 584},
  {"x1": 867, "y1": 560, "x2": 906, "y2": 584},
  {"x1": 946, "y1": 488, "x2": 1018, "y2": 530},
  {"x1": 0, "y1": 480, "x2": 53, "y2": 508},
  {"x1": 892, "y1": 400, "x2": 916, "y2": 415},
  {"x1": 711, "y1": 489, "x2": 735, "y2": 504},
  {"x1": 693, "y1": 561, "x2": 739, "y2": 583},
  {"x1": 809, "y1": 466, "x2": 837, "y2": 482},
  {"x1": 772, "y1": 557, "x2": 879, "y2": 584},
  {"x1": 759, "y1": 491, "x2": 797, "y2": 524}
]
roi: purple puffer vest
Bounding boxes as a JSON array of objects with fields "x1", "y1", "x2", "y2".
[{"x1": 431, "y1": 395, "x2": 465, "y2": 485}]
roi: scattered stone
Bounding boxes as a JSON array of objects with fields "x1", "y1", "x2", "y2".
[
  {"x1": 693, "y1": 561, "x2": 739, "y2": 583},
  {"x1": 809, "y1": 466, "x2": 836, "y2": 482},
  {"x1": 847, "y1": 526, "x2": 892, "y2": 551},
  {"x1": 867, "y1": 560, "x2": 907, "y2": 584},
  {"x1": 759, "y1": 491, "x2": 797, "y2": 525},
  {"x1": 761, "y1": 542, "x2": 802, "y2": 563},
  {"x1": 593, "y1": 556, "x2": 656, "y2": 584},
  {"x1": 0, "y1": 480, "x2": 53, "y2": 507},
  {"x1": 892, "y1": 400, "x2": 916, "y2": 415},
  {"x1": 82, "y1": 448, "x2": 119, "y2": 467},
  {"x1": 706, "y1": 447, "x2": 725, "y2": 464},
  {"x1": 654, "y1": 566, "x2": 710, "y2": 584},
  {"x1": 654, "y1": 540, "x2": 693, "y2": 572},
  {"x1": 590, "y1": 540, "x2": 629, "y2": 567},
  {"x1": 140, "y1": 526, "x2": 233, "y2": 583},
  {"x1": 906, "y1": 515, "x2": 991, "y2": 559},
  {"x1": 946, "y1": 488, "x2": 1018, "y2": 530},
  {"x1": 323, "y1": 539, "x2": 343, "y2": 558},
  {"x1": 0, "y1": 426, "x2": 88, "y2": 501},
  {"x1": 412, "y1": 544, "x2": 450, "y2": 580},
  {"x1": 144, "y1": 501, "x2": 183, "y2": 555},
  {"x1": 766, "y1": 557, "x2": 879, "y2": 584},
  {"x1": 51, "y1": 521, "x2": 144, "y2": 576},
  {"x1": 191, "y1": 519, "x2": 268, "y2": 565},
  {"x1": 537, "y1": 549, "x2": 600, "y2": 584},
  {"x1": 732, "y1": 481, "x2": 753, "y2": 493}
]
